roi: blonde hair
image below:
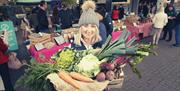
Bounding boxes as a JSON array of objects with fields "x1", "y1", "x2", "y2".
[{"x1": 74, "y1": 25, "x2": 102, "y2": 46}]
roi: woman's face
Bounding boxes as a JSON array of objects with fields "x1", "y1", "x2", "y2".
[{"x1": 80, "y1": 24, "x2": 97, "y2": 39}]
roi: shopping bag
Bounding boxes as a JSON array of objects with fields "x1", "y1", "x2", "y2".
[{"x1": 8, "y1": 52, "x2": 23, "y2": 69}]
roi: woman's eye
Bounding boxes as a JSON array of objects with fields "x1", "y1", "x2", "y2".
[
  {"x1": 91, "y1": 25, "x2": 96, "y2": 28},
  {"x1": 83, "y1": 24, "x2": 88, "y2": 27}
]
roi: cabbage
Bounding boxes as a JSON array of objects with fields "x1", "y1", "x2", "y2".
[{"x1": 74, "y1": 54, "x2": 101, "y2": 77}]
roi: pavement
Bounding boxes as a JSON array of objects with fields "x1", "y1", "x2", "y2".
[
  {"x1": 0, "y1": 30, "x2": 180, "y2": 91},
  {"x1": 109, "y1": 37, "x2": 180, "y2": 91}
]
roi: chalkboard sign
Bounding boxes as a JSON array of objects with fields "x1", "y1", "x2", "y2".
[{"x1": 0, "y1": 21, "x2": 18, "y2": 51}]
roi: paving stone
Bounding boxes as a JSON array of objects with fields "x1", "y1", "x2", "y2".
[{"x1": 109, "y1": 37, "x2": 180, "y2": 91}]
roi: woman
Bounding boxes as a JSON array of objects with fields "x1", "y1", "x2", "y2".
[
  {"x1": 152, "y1": 7, "x2": 168, "y2": 45},
  {"x1": 72, "y1": 1, "x2": 102, "y2": 50},
  {"x1": 0, "y1": 37, "x2": 14, "y2": 91},
  {"x1": 173, "y1": 12, "x2": 180, "y2": 47}
]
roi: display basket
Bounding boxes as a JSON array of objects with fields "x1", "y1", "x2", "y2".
[
  {"x1": 109, "y1": 77, "x2": 124, "y2": 85},
  {"x1": 109, "y1": 67, "x2": 125, "y2": 86}
]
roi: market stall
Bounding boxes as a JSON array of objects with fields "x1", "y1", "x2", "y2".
[
  {"x1": 27, "y1": 28, "x2": 79, "y2": 63},
  {"x1": 112, "y1": 13, "x2": 153, "y2": 40},
  {"x1": 16, "y1": 29, "x2": 156, "y2": 91},
  {"x1": 14, "y1": 1, "x2": 157, "y2": 90}
]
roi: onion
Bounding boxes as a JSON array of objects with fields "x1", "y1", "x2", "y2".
[
  {"x1": 106, "y1": 70, "x2": 115, "y2": 81},
  {"x1": 96, "y1": 72, "x2": 106, "y2": 82}
]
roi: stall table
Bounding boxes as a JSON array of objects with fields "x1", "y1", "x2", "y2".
[
  {"x1": 29, "y1": 43, "x2": 70, "y2": 63},
  {"x1": 138, "y1": 22, "x2": 153, "y2": 38}
]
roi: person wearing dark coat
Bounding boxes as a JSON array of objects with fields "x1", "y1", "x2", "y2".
[
  {"x1": 105, "y1": 0, "x2": 112, "y2": 14},
  {"x1": 96, "y1": 7, "x2": 107, "y2": 46},
  {"x1": 161, "y1": 4, "x2": 177, "y2": 41},
  {"x1": 0, "y1": 38, "x2": 14, "y2": 91},
  {"x1": 52, "y1": 6, "x2": 60, "y2": 25},
  {"x1": 118, "y1": 5, "x2": 125, "y2": 20},
  {"x1": 142, "y1": 3, "x2": 149, "y2": 18},
  {"x1": 37, "y1": 1, "x2": 49, "y2": 33},
  {"x1": 173, "y1": 12, "x2": 180, "y2": 47},
  {"x1": 96, "y1": 5, "x2": 112, "y2": 37},
  {"x1": 59, "y1": 6, "x2": 72, "y2": 29}
]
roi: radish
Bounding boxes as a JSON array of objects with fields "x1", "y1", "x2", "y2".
[
  {"x1": 106, "y1": 63, "x2": 115, "y2": 70},
  {"x1": 100, "y1": 62, "x2": 108, "y2": 71}
]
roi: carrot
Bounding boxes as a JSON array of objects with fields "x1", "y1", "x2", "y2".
[
  {"x1": 58, "y1": 71, "x2": 80, "y2": 89},
  {"x1": 69, "y1": 72, "x2": 94, "y2": 83}
]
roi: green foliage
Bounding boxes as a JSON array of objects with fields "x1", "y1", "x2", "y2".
[
  {"x1": 128, "y1": 44, "x2": 157, "y2": 78},
  {"x1": 15, "y1": 59, "x2": 59, "y2": 91}
]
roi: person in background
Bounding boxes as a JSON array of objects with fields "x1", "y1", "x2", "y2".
[
  {"x1": 150, "y1": 2, "x2": 157, "y2": 16},
  {"x1": 173, "y1": 11, "x2": 180, "y2": 47},
  {"x1": 105, "y1": 0, "x2": 112, "y2": 15},
  {"x1": 142, "y1": 2, "x2": 149, "y2": 18},
  {"x1": 59, "y1": 4, "x2": 73, "y2": 29},
  {"x1": 112, "y1": 5, "x2": 119, "y2": 20},
  {"x1": 37, "y1": 1, "x2": 49, "y2": 33},
  {"x1": 118, "y1": 5, "x2": 125, "y2": 20},
  {"x1": 32, "y1": 6, "x2": 40, "y2": 14},
  {"x1": 96, "y1": 7, "x2": 107, "y2": 47},
  {"x1": 72, "y1": 1, "x2": 102, "y2": 50},
  {"x1": 20, "y1": 15, "x2": 31, "y2": 41},
  {"x1": 152, "y1": 7, "x2": 168, "y2": 45},
  {"x1": 161, "y1": 4, "x2": 177, "y2": 41},
  {"x1": 0, "y1": 37, "x2": 14, "y2": 91},
  {"x1": 52, "y1": 6, "x2": 60, "y2": 25},
  {"x1": 30, "y1": 6, "x2": 40, "y2": 33}
]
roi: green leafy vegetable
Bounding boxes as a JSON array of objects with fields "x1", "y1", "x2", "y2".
[{"x1": 74, "y1": 54, "x2": 103, "y2": 77}]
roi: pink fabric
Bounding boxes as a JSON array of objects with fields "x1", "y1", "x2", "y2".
[
  {"x1": 126, "y1": 25, "x2": 140, "y2": 40},
  {"x1": 112, "y1": 25, "x2": 139, "y2": 42},
  {"x1": 138, "y1": 22, "x2": 153, "y2": 37},
  {"x1": 29, "y1": 43, "x2": 70, "y2": 63}
]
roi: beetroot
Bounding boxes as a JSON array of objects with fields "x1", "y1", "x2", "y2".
[
  {"x1": 96, "y1": 72, "x2": 106, "y2": 82},
  {"x1": 106, "y1": 63, "x2": 115, "y2": 70},
  {"x1": 106, "y1": 70, "x2": 115, "y2": 81},
  {"x1": 100, "y1": 62, "x2": 108, "y2": 71}
]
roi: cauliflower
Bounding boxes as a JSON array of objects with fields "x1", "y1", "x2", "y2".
[{"x1": 75, "y1": 54, "x2": 101, "y2": 77}]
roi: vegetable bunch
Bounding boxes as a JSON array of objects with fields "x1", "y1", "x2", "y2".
[
  {"x1": 97, "y1": 30, "x2": 138, "y2": 61},
  {"x1": 53, "y1": 48, "x2": 75, "y2": 70},
  {"x1": 74, "y1": 54, "x2": 103, "y2": 77},
  {"x1": 15, "y1": 59, "x2": 59, "y2": 91}
]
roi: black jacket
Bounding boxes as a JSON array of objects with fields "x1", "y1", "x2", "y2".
[
  {"x1": 59, "y1": 9, "x2": 72, "y2": 29},
  {"x1": 37, "y1": 8, "x2": 48, "y2": 31},
  {"x1": 71, "y1": 41, "x2": 102, "y2": 50}
]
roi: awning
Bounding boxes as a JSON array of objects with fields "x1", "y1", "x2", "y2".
[
  {"x1": 16, "y1": 0, "x2": 52, "y2": 3},
  {"x1": 16, "y1": 0, "x2": 54, "y2": 5}
]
